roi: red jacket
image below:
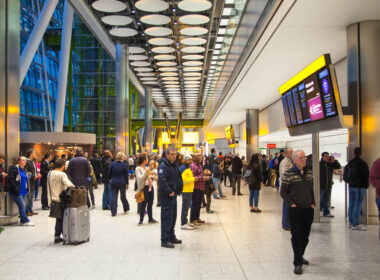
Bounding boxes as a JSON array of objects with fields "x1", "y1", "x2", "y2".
[{"x1": 369, "y1": 158, "x2": 380, "y2": 198}]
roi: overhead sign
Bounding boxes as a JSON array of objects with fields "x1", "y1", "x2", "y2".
[
  {"x1": 267, "y1": 144, "x2": 276, "y2": 149},
  {"x1": 279, "y1": 54, "x2": 344, "y2": 136}
]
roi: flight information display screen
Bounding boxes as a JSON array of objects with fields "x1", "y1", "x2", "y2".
[{"x1": 281, "y1": 66, "x2": 338, "y2": 128}]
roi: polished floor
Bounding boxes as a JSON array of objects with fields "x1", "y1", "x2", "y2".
[{"x1": 0, "y1": 178, "x2": 379, "y2": 280}]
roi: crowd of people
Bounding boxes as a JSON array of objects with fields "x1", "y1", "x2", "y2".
[{"x1": 0, "y1": 145, "x2": 379, "y2": 275}]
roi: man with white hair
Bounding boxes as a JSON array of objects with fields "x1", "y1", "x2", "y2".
[
  {"x1": 281, "y1": 150, "x2": 315, "y2": 275},
  {"x1": 279, "y1": 148, "x2": 294, "y2": 230}
]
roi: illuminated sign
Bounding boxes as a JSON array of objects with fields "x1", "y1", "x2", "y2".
[
  {"x1": 225, "y1": 125, "x2": 235, "y2": 147},
  {"x1": 182, "y1": 132, "x2": 199, "y2": 144}
]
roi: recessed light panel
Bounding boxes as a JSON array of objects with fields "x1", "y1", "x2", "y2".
[
  {"x1": 130, "y1": 61, "x2": 151, "y2": 67},
  {"x1": 148, "y1": 38, "x2": 175, "y2": 46},
  {"x1": 109, "y1": 28, "x2": 138, "y2": 37},
  {"x1": 129, "y1": 55, "x2": 149, "y2": 60},
  {"x1": 179, "y1": 14, "x2": 210, "y2": 25},
  {"x1": 134, "y1": 67, "x2": 153, "y2": 72},
  {"x1": 180, "y1": 37, "x2": 207, "y2": 46},
  {"x1": 141, "y1": 14, "x2": 171, "y2": 25},
  {"x1": 183, "y1": 66, "x2": 202, "y2": 71},
  {"x1": 161, "y1": 72, "x2": 178, "y2": 76},
  {"x1": 152, "y1": 47, "x2": 175, "y2": 54},
  {"x1": 159, "y1": 67, "x2": 178, "y2": 72},
  {"x1": 145, "y1": 27, "x2": 172, "y2": 37},
  {"x1": 180, "y1": 27, "x2": 208, "y2": 36},
  {"x1": 135, "y1": 0, "x2": 169, "y2": 12},
  {"x1": 183, "y1": 61, "x2": 203, "y2": 66},
  {"x1": 181, "y1": 46, "x2": 205, "y2": 53},
  {"x1": 182, "y1": 54, "x2": 204, "y2": 60},
  {"x1": 154, "y1": 54, "x2": 176, "y2": 60},
  {"x1": 157, "y1": 61, "x2": 177, "y2": 66},
  {"x1": 137, "y1": 72, "x2": 155, "y2": 76},
  {"x1": 101, "y1": 15, "x2": 132, "y2": 26},
  {"x1": 92, "y1": 0, "x2": 126, "y2": 12},
  {"x1": 178, "y1": 0, "x2": 212, "y2": 12}
]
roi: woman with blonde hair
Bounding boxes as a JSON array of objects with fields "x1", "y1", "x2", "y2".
[
  {"x1": 109, "y1": 152, "x2": 129, "y2": 216},
  {"x1": 136, "y1": 154, "x2": 158, "y2": 225}
]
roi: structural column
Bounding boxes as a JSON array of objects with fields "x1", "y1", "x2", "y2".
[
  {"x1": 0, "y1": 0, "x2": 20, "y2": 223},
  {"x1": 347, "y1": 21, "x2": 380, "y2": 225},
  {"x1": 144, "y1": 87, "x2": 153, "y2": 155},
  {"x1": 115, "y1": 44, "x2": 129, "y2": 155},
  {"x1": 246, "y1": 109, "x2": 259, "y2": 162},
  {"x1": 54, "y1": 1, "x2": 74, "y2": 132}
]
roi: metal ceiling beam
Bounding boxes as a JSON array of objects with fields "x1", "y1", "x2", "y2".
[{"x1": 68, "y1": 0, "x2": 145, "y2": 98}]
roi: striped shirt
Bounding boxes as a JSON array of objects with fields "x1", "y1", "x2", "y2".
[{"x1": 190, "y1": 162, "x2": 205, "y2": 191}]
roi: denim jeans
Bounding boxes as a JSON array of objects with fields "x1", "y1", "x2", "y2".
[
  {"x1": 181, "y1": 192, "x2": 192, "y2": 225},
  {"x1": 25, "y1": 190, "x2": 35, "y2": 213},
  {"x1": 249, "y1": 189, "x2": 260, "y2": 207},
  {"x1": 9, "y1": 193, "x2": 30, "y2": 224},
  {"x1": 282, "y1": 200, "x2": 290, "y2": 229},
  {"x1": 376, "y1": 197, "x2": 380, "y2": 240},
  {"x1": 348, "y1": 187, "x2": 367, "y2": 226},
  {"x1": 102, "y1": 183, "x2": 112, "y2": 209},
  {"x1": 320, "y1": 189, "x2": 331, "y2": 216},
  {"x1": 213, "y1": 177, "x2": 223, "y2": 198}
]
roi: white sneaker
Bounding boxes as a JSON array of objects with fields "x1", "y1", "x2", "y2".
[
  {"x1": 188, "y1": 222, "x2": 194, "y2": 227},
  {"x1": 348, "y1": 223, "x2": 353, "y2": 228},
  {"x1": 181, "y1": 224, "x2": 194, "y2": 230},
  {"x1": 352, "y1": 225, "x2": 367, "y2": 231},
  {"x1": 21, "y1": 222, "x2": 35, "y2": 227}
]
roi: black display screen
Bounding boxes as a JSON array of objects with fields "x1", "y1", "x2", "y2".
[{"x1": 281, "y1": 66, "x2": 339, "y2": 128}]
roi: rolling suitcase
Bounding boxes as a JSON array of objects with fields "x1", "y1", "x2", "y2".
[{"x1": 63, "y1": 205, "x2": 90, "y2": 245}]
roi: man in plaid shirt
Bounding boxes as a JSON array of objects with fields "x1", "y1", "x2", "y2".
[{"x1": 190, "y1": 153, "x2": 210, "y2": 225}]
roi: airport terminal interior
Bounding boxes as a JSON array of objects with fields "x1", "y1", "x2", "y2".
[{"x1": 1, "y1": 0, "x2": 380, "y2": 279}]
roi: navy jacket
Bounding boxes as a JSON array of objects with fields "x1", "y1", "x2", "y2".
[
  {"x1": 109, "y1": 161, "x2": 129, "y2": 186},
  {"x1": 158, "y1": 157, "x2": 183, "y2": 197},
  {"x1": 212, "y1": 163, "x2": 222, "y2": 179},
  {"x1": 67, "y1": 155, "x2": 91, "y2": 187}
]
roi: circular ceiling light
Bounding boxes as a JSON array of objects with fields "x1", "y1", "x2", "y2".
[
  {"x1": 159, "y1": 67, "x2": 178, "y2": 72},
  {"x1": 180, "y1": 37, "x2": 207, "y2": 46},
  {"x1": 184, "y1": 76, "x2": 201, "y2": 80},
  {"x1": 182, "y1": 54, "x2": 204, "y2": 60},
  {"x1": 92, "y1": 0, "x2": 126, "y2": 12},
  {"x1": 181, "y1": 46, "x2": 205, "y2": 53},
  {"x1": 184, "y1": 80, "x2": 201, "y2": 84},
  {"x1": 101, "y1": 15, "x2": 132, "y2": 26},
  {"x1": 178, "y1": 0, "x2": 212, "y2": 12},
  {"x1": 145, "y1": 27, "x2": 172, "y2": 37},
  {"x1": 141, "y1": 14, "x2": 171, "y2": 25},
  {"x1": 164, "y1": 81, "x2": 179, "y2": 84},
  {"x1": 183, "y1": 61, "x2": 203, "y2": 66},
  {"x1": 129, "y1": 54, "x2": 149, "y2": 60},
  {"x1": 183, "y1": 66, "x2": 202, "y2": 71},
  {"x1": 180, "y1": 27, "x2": 208, "y2": 36},
  {"x1": 134, "y1": 67, "x2": 153, "y2": 72},
  {"x1": 130, "y1": 61, "x2": 151, "y2": 67},
  {"x1": 140, "y1": 77, "x2": 157, "y2": 81},
  {"x1": 185, "y1": 90, "x2": 199, "y2": 93},
  {"x1": 183, "y1": 72, "x2": 201, "y2": 77},
  {"x1": 154, "y1": 54, "x2": 176, "y2": 60},
  {"x1": 179, "y1": 15, "x2": 210, "y2": 25},
  {"x1": 135, "y1": 0, "x2": 169, "y2": 12},
  {"x1": 167, "y1": 88, "x2": 181, "y2": 92},
  {"x1": 148, "y1": 38, "x2": 175, "y2": 46},
  {"x1": 185, "y1": 87, "x2": 200, "y2": 91},
  {"x1": 157, "y1": 61, "x2": 177, "y2": 66},
  {"x1": 137, "y1": 73, "x2": 155, "y2": 77},
  {"x1": 152, "y1": 47, "x2": 175, "y2": 54},
  {"x1": 161, "y1": 72, "x2": 178, "y2": 76},
  {"x1": 109, "y1": 27, "x2": 138, "y2": 37},
  {"x1": 129, "y1": 46, "x2": 145, "y2": 54},
  {"x1": 166, "y1": 85, "x2": 180, "y2": 88},
  {"x1": 163, "y1": 77, "x2": 179, "y2": 81},
  {"x1": 143, "y1": 81, "x2": 159, "y2": 85}
]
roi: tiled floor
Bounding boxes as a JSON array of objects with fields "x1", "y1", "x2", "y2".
[{"x1": 0, "y1": 179, "x2": 379, "y2": 280}]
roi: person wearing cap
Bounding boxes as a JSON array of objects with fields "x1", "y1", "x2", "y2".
[{"x1": 179, "y1": 154, "x2": 195, "y2": 230}]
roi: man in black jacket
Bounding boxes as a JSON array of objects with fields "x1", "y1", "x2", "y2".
[
  {"x1": 67, "y1": 148, "x2": 91, "y2": 188},
  {"x1": 281, "y1": 150, "x2": 315, "y2": 275},
  {"x1": 158, "y1": 147, "x2": 183, "y2": 248},
  {"x1": 319, "y1": 152, "x2": 341, "y2": 217},
  {"x1": 40, "y1": 153, "x2": 51, "y2": 210},
  {"x1": 90, "y1": 153, "x2": 101, "y2": 186},
  {"x1": 231, "y1": 153, "x2": 243, "y2": 195},
  {"x1": 25, "y1": 149, "x2": 39, "y2": 216}
]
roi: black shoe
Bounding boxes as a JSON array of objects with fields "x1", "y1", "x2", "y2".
[
  {"x1": 103, "y1": 207, "x2": 110, "y2": 210},
  {"x1": 42, "y1": 206, "x2": 50, "y2": 210},
  {"x1": 149, "y1": 219, "x2": 159, "y2": 223},
  {"x1": 294, "y1": 265, "x2": 303, "y2": 275},
  {"x1": 283, "y1": 227, "x2": 291, "y2": 231},
  {"x1": 170, "y1": 238, "x2": 182, "y2": 244},
  {"x1": 54, "y1": 237, "x2": 63, "y2": 244},
  {"x1": 237, "y1": 193, "x2": 243, "y2": 196},
  {"x1": 302, "y1": 258, "x2": 309, "y2": 265},
  {"x1": 156, "y1": 202, "x2": 161, "y2": 207},
  {"x1": 161, "y1": 242, "x2": 175, "y2": 248}
]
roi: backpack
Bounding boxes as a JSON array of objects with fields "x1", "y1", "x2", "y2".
[
  {"x1": 243, "y1": 169, "x2": 256, "y2": 184},
  {"x1": 343, "y1": 161, "x2": 358, "y2": 185}
]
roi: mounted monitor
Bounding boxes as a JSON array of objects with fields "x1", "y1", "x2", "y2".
[
  {"x1": 279, "y1": 54, "x2": 344, "y2": 136},
  {"x1": 225, "y1": 125, "x2": 236, "y2": 148}
]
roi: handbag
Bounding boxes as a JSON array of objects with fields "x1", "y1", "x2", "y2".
[
  {"x1": 49, "y1": 201, "x2": 63, "y2": 219},
  {"x1": 135, "y1": 190, "x2": 145, "y2": 203}
]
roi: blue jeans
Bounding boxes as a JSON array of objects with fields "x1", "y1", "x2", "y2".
[
  {"x1": 249, "y1": 189, "x2": 260, "y2": 207},
  {"x1": 348, "y1": 187, "x2": 367, "y2": 226},
  {"x1": 25, "y1": 190, "x2": 35, "y2": 213},
  {"x1": 9, "y1": 193, "x2": 30, "y2": 224},
  {"x1": 320, "y1": 189, "x2": 331, "y2": 215},
  {"x1": 102, "y1": 183, "x2": 112, "y2": 209},
  {"x1": 213, "y1": 178, "x2": 223, "y2": 198},
  {"x1": 282, "y1": 200, "x2": 290, "y2": 228}
]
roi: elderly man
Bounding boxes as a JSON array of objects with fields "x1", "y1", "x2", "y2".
[
  {"x1": 281, "y1": 150, "x2": 315, "y2": 275},
  {"x1": 279, "y1": 148, "x2": 294, "y2": 230},
  {"x1": 158, "y1": 147, "x2": 183, "y2": 248}
]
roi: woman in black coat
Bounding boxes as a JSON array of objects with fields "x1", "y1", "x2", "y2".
[{"x1": 246, "y1": 154, "x2": 263, "y2": 213}]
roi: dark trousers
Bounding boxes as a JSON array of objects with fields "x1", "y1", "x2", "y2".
[
  {"x1": 262, "y1": 172, "x2": 268, "y2": 185},
  {"x1": 139, "y1": 186, "x2": 154, "y2": 222},
  {"x1": 232, "y1": 174, "x2": 241, "y2": 195},
  {"x1": 111, "y1": 184, "x2": 130, "y2": 216},
  {"x1": 181, "y1": 192, "x2": 192, "y2": 225},
  {"x1": 224, "y1": 171, "x2": 232, "y2": 186},
  {"x1": 205, "y1": 193, "x2": 212, "y2": 212},
  {"x1": 289, "y1": 207, "x2": 314, "y2": 266},
  {"x1": 190, "y1": 189, "x2": 203, "y2": 222},
  {"x1": 41, "y1": 181, "x2": 48, "y2": 208},
  {"x1": 55, "y1": 218, "x2": 63, "y2": 237},
  {"x1": 160, "y1": 195, "x2": 177, "y2": 243}
]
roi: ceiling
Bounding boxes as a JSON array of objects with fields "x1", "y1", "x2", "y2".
[{"x1": 209, "y1": 0, "x2": 380, "y2": 128}]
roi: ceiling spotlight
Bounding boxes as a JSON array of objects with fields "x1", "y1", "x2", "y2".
[
  {"x1": 172, "y1": 8, "x2": 176, "y2": 12},
  {"x1": 137, "y1": 22, "x2": 141, "y2": 25},
  {"x1": 132, "y1": 9, "x2": 135, "y2": 13},
  {"x1": 174, "y1": 21, "x2": 177, "y2": 25},
  {"x1": 142, "y1": 33, "x2": 145, "y2": 36}
]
